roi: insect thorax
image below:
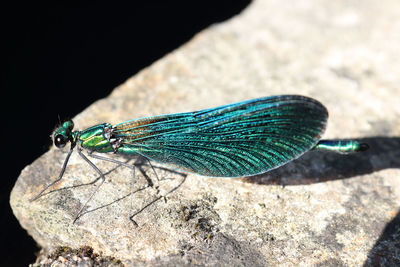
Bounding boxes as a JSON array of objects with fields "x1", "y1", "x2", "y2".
[{"x1": 78, "y1": 123, "x2": 121, "y2": 153}]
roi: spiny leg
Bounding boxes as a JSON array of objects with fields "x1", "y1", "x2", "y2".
[
  {"x1": 87, "y1": 152, "x2": 137, "y2": 225},
  {"x1": 89, "y1": 153, "x2": 165, "y2": 226},
  {"x1": 143, "y1": 157, "x2": 167, "y2": 203},
  {"x1": 74, "y1": 147, "x2": 108, "y2": 223},
  {"x1": 143, "y1": 156, "x2": 161, "y2": 182},
  {"x1": 30, "y1": 146, "x2": 75, "y2": 201},
  {"x1": 128, "y1": 172, "x2": 188, "y2": 226},
  {"x1": 78, "y1": 151, "x2": 167, "y2": 226},
  {"x1": 128, "y1": 156, "x2": 169, "y2": 226},
  {"x1": 88, "y1": 152, "x2": 136, "y2": 187},
  {"x1": 134, "y1": 155, "x2": 167, "y2": 202}
]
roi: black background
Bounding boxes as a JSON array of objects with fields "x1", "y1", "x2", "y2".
[{"x1": 3, "y1": 1, "x2": 250, "y2": 266}]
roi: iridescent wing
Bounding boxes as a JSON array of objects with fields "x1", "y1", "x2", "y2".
[{"x1": 113, "y1": 95, "x2": 328, "y2": 177}]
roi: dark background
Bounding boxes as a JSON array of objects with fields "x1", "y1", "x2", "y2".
[{"x1": 3, "y1": 1, "x2": 250, "y2": 266}]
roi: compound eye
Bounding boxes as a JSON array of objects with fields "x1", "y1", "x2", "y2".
[{"x1": 54, "y1": 134, "x2": 67, "y2": 148}]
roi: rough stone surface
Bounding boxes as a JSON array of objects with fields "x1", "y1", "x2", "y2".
[
  {"x1": 11, "y1": 0, "x2": 400, "y2": 266},
  {"x1": 32, "y1": 246, "x2": 124, "y2": 267}
]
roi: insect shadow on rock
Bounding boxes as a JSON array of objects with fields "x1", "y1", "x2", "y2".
[{"x1": 76, "y1": 165, "x2": 187, "y2": 227}]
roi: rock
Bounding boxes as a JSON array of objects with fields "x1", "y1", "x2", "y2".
[
  {"x1": 10, "y1": 0, "x2": 400, "y2": 265},
  {"x1": 32, "y1": 246, "x2": 123, "y2": 267}
]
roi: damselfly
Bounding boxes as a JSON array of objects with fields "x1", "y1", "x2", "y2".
[{"x1": 32, "y1": 95, "x2": 369, "y2": 222}]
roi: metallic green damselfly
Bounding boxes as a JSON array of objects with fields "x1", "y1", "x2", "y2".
[{"x1": 32, "y1": 95, "x2": 369, "y2": 223}]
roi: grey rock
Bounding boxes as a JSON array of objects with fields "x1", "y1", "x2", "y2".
[{"x1": 11, "y1": 0, "x2": 400, "y2": 265}]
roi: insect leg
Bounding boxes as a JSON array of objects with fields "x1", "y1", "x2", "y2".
[
  {"x1": 142, "y1": 157, "x2": 160, "y2": 182},
  {"x1": 30, "y1": 146, "x2": 75, "y2": 201},
  {"x1": 73, "y1": 147, "x2": 108, "y2": 223},
  {"x1": 87, "y1": 152, "x2": 138, "y2": 226},
  {"x1": 84, "y1": 153, "x2": 166, "y2": 227},
  {"x1": 142, "y1": 157, "x2": 167, "y2": 203},
  {"x1": 87, "y1": 152, "x2": 136, "y2": 186}
]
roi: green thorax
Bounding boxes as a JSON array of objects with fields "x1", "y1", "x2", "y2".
[{"x1": 78, "y1": 123, "x2": 114, "y2": 153}]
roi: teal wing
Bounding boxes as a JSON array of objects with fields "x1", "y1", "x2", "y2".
[{"x1": 113, "y1": 95, "x2": 328, "y2": 177}]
